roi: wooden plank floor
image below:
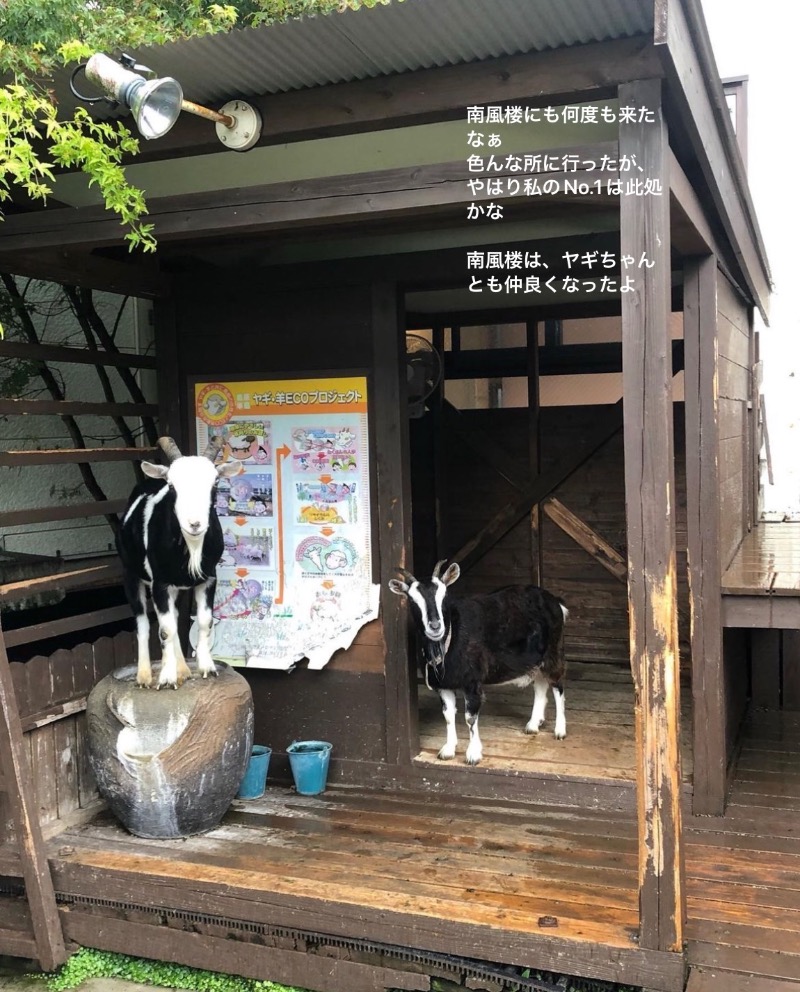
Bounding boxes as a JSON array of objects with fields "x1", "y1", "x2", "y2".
[
  {"x1": 685, "y1": 708, "x2": 800, "y2": 988},
  {"x1": 4, "y1": 696, "x2": 799, "y2": 990},
  {"x1": 723, "y1": 521, "x2": 800, "y2": 595},
  {"x1": 37, "y1": 707, "x2": 800, "y2": 992},
  {"x1": 418, "y1": 660, "x2": 694, "y2": 783},
  {"x1": 45, "y1": 787, "x2": 687, "y2": 991},
  {"x1": 0, "y1": 711, "x2": 800, "y2": 992}
]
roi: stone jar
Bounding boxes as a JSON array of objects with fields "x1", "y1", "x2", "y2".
[{"x1": 86, "y1": 662, "x2": 253, "y2": 838}]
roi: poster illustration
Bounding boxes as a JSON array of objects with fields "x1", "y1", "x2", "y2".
[{"x1": 194, "y1": 376, "x2": 377, "y2": 670}]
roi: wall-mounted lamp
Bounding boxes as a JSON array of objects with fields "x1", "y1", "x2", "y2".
[{"x1": 72, "y1": 53, "x2": 262, "y2": 151}]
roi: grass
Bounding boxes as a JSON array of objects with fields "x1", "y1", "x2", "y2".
[{"x1": 41, "y1": 948, "x2": 308, "y2": 992}]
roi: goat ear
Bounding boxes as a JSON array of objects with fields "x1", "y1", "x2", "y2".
[
  {"x1": 388, "y1": 579, "x2": 409, "y2": 596},
  {"x1": 142, "y1": 461, "x2": 169, "y2": 480},
  {"x1": 441, "y1": 562, "x2": 461, "y2": 586},
  {"x1": 217, "y1": 460, "x2": 245, "y2": 479}
]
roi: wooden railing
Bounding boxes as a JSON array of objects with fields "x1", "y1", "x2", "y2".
[{"x1": 0, "y1": 332, "x2": 157, "y2": 646}]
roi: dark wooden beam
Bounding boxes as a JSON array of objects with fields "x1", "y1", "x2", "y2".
[
  {"x1": 683, "y1": 255, "x2": 726, "y2": 816},
  {"x1": 619, "y1": 77, "x2": 685, "y2": 955},
  {"x1": 0, "y1": 250, "x2": 170, "y2": 299},
  {"x1": 0, "y1": 340, "x2": 157, "y2": 370},
  {"x1": 443, "y1": 341, "x2": 685, "y2": 379},
  {"x1": 0, "y1": 558, "x2": 122, "y2": 606},
  {"x1": 0, "y1": 447, "x2": 156, "y2": 467},
  {"x1": 0, "y1": 148, "x2": 618, "y2": 254},
  {"x1": 2, "y1": 605, "x2": 133, "y2": 649},
  {"x1": 669, "y1": 151, "x2": 750, "y2": 305},
  {"x1": 0, "y1": 499, "x2": 127, "y2": 528},
  {"x1": 656, "y1": 0, "x2": 770, "y2": 321},
  {"x1": 407, "y1": 299, "x2": 622, "y2": 328},
  {"x1": 669, "y1": 151, "x2": 718, "y2": 257},
  {"x1": 527, "y1": 320, "x2": 542, "y2": 585},
  {"x1": 0, "y1": 398, "x2": 158, "y2": 418},
  {"x1": 542, "y1": 497, "x2": 627, "y2": 582},
  {"x1": 60, "y1": 911, "x2": 430, "y2": 992},
  {"x1": 431, "y1": 324, "x2": 447, "y2": 561},
  {"x1": 85, "y1": 37, "x2": 663, "y2": 165},
  {"x1": 154, "y1": 295, "x2": 183, "y2": 444},
  {"x1": 373, "y1": 283, "x2": 416, "y2": 765},
  {"x1": 248, "y1": 230, "x2": 622, "y2": 295},
  {"x1": 543, "y1": 319, "x2": 563, "y2": 348}
]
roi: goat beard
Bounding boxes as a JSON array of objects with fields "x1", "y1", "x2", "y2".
[{"x1": 182, "y1": 531, "x2": 206, "y2": 580}]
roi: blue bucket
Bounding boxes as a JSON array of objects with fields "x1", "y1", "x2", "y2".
[
  {"x1": 236, "y1": 745, "x2": 271, "y2": 799},
  {"x1": 287, "y1": 740, "x2": 332, "y2": 795}
]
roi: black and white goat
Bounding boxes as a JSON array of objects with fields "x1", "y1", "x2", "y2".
[
  {"x1": 116, "y1": 437, "x2": 243, "y2": 689},
  {"x1": 389, "y1": 561, "x2": 568, "y2": 765}
]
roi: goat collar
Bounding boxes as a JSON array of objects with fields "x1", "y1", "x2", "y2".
[{"x1": 424, "y1": 627, "x2": 452, "y2": 690}]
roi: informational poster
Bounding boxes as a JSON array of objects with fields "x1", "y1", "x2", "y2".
[{"x1": 194, "y1": 376, "x2": 379, "y2": 671}]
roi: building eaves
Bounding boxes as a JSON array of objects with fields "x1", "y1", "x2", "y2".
[{"x1": 58, "y1": 0, "x2": 654, "y2": 113}]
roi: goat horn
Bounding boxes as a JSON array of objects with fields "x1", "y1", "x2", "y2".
[
  {"x1": 202, "y1": 435, "x2": 222, "y2": 461},
  {"x1": 157, "y1": 436, "x2": 183, "y2": 463},
  {"x1": 397, "y1": 567, "x2": 416, "y2": 583},
  {"x1": 432, "y1": 559, "x2": 448, "y2": 579}
]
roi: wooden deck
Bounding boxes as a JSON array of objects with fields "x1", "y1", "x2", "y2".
[
  {"x1": 418, "y1": 660, "x2": 694, "y2": 784},
  {"x1": 723, "y1": 522, "x2": 800, "y2": 627},
  {"x1": 685, "y1": 708, "x2": 800, "y2": 989},
  {"x1": 3, "y1": 704, "x2": 800, "y2": 991}
]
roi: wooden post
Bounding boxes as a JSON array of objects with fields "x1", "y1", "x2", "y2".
[
  {"x1": 432, "y1": 323, "x2": 447, "y2": 561},
  {"x1": 373, "y1": 283, "x2": 417, "y2": 764},
  {"x1": 619, "y1": 78, "x2": 685, "y2": 953},
  {"x1": 684, "y1": 256, "x2": 726, "y2": 815},
  {"x1": 527, "y1": 321, "x2": 542, "y2": 585},
  {"x1": 0, "y1": 620, "x2": 67, "y2": 970},
  {"x1": 153, "y1": 292, "x2": 182, "y2": 444}
]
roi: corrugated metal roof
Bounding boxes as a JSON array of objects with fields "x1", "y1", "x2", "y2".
[{"x1": 71, "y1": 0, "x2": 654, "y2": 109}]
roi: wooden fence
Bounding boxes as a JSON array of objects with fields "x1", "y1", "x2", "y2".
[{"x1": 0, "y1": 631, "x2": 134, "y2": 844}]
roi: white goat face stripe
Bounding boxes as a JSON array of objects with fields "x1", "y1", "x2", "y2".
[
  {"x1": 167, "y1": 457, "x2": 218, "y2": 536},
  {"x1": 408, "y1": 577, "x2": 448, "y2": 641}
]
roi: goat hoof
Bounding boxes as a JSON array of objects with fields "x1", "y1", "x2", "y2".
[
  {"x1": 524, "y1": 723, "x2": 542, "y2": 735},
  {"x1": 437, "y1": 748, "x2": 456, "y2": 761},
  {"x1": 554, "y1": 730, "x2": 567, "y2": 740}
]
